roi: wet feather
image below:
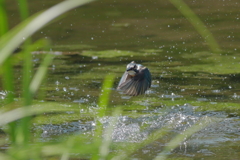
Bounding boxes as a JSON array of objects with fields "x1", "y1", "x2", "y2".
[{"x1": 117, "y1": 62, "x2": 152, "y2": 96}]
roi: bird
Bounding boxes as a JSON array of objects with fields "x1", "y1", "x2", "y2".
[{"x1": 117, "y1": 61, "x2": 152, "y2": 96}]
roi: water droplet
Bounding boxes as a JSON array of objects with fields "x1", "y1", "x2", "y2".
[
  {"x1": 65, "y1": 76, "x2": 70, "y2": 80},
  {"x1": 80, "y1": 109, "x2": 85, "y2": 113},
  {"x1": 92, "y1": 56, "x2": 98, "y2": 60},
  {"x1": 212, "y1": 90, "x2": 221, "y2": 93},
  {"x1": 55, "y1": 81, "x2": 60, "y2": 85},
  {"x1": 91, "y1": 121, "x2": 96, "y2": 126}
]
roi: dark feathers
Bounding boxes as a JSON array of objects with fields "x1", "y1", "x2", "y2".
[{"x1": 117, "y1": 65, "x2": 151, "y2": 96}]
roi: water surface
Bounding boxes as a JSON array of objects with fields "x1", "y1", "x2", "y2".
[{"x1": 2, "y1": 0, "x2": 240, "y2": 159}]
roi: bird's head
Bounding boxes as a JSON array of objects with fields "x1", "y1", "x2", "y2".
[{"x1": 126, "y1": 61, "x2": 139, "y2": 76}]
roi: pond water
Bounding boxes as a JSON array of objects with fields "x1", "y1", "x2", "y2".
[{"x1": 3, "y1": 0, "x2": 240, "y2": 159}]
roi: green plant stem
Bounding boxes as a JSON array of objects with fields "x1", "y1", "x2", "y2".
[
  {"x1": 0, "y1": 0, "x2": 18, "y2": 143},
  {"x1": 30, "y1": 53, "x2": 54, "y2": 95},
  {"x1": 0, "y1": 0, "x2": 8, "y2": 34},
  {"x1": 99, "y1": 108, "x2": 121, "y2": 160},
  {"x1": 91, "y1": 74, "x2": 115, "y2": 160},
  {"x1": 17, "y1": 0, "x2": 32, "y2": 146},
  {"x1": 0, "y1": 0, "x2": 14, "y2": 103},
  {"x1": 18, "y1": 0, "x2": 31, "y2": 106},
  {"x1": 17, "y1": 0, "x2": 29, "y2": 20},
  {"x1": 98, "y1": 74, "x2": 115, "y2": 117}
]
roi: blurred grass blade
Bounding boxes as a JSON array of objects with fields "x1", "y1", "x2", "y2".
[
  {"x1": 17, "y1": 0, "x2": 29, "y2": 20},
  {"x1": 30, "y1": 53, "x2": 54, "y2": 95},
  {"x1": 0, "y1": 106, "x2": 48, "y2": 126},
  {"x1": 98, "y1": 74, "x2": 115, "y2": 117},
  {"x1": 0, "y1": 102, "x2": 81, "y2": 126},
  {"x1": 22, "y1": 41, "x2": 32, "y2": 106},
  {"x1": 0, "y1": 152, "x2": 11, "y2": 160},
  {"x1": 2, "y1": 59, "x2": 14, "y2": 102},
  {"x1": 169, "y1": 0, "x2": 221, "y2": 53},
  {"x1": 19, "y1": 0, "x2": 31, "y2": 105},
  {"x1": 0, "y1": 0, "x2": 14, "y2": 103},
  {"x1": 0, "y1": 0, "x2": 17, "y2": 144},
  {"x1": 27, "y1": 38, "x2": 52, "y2": 95},
  {"x1": 0, "y1": 0, "x2": 95, "y2": 66},
  {"x1": 0, "y1": 0, "x2": 8, "y2": 34},
  {"x1": 20, "y1": 38, "x2": 52, "y2": 145},
  {"x1": 99, "y1": 108, "x2": 121, "y2": 160},
  {"x1": 154, "y1": 117, "x2": 222, "y2": 160},
  {"x1": 91, "y1": 74, "x2": 115, "y2": 160}
]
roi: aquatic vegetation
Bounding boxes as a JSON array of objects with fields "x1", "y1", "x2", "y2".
[
  {"x1": 175, "y1": 52, "x2": 240, "y2": 74},
  {"x1": 81, "y1": 50, "x2": 140, "y2": 58},
  {"x1": 0, "y1": 0, "x2": 239, "y2": 159},
  {"x1": 52, "y1": 44, "x2": 95, "y2": 51}
]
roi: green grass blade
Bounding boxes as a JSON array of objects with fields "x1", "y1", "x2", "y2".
[
  {"x1": 0, "y1": 101, "x2": 84, "y2": 127},
  {"x1": 0, "y1": 152, "x2": 11, "y2": 160},
  {"x1": 0, "y1": 0, "x2": 14, "y2": 103},
  {"x1": 2, "y1": 59, "x2": 14, "y2": 103},
  {"x1": 99, "y1": 108, "x2": 121, "y2": 160},
  {"x1": 22, "y1": 41, "x2": 32, "y2": 105},
  {"x1": 0, "y1": 0, "x2": 17, "y2": 144},
  {"x1": 91, "y1": 74, "x2": 115, "y2": 160},
  {"x1": 20, "y1": 39, "x2": 52, "y2": 145},
  {"x1": 30, "y1": 53, "x2": 54, "y2": 95},
  {"x1": 98, "y1": 74, "x2": 115, "y2": 117},
  {"x1": 0, "y1": 0, "x2": 95, "y2": 66},
  {"x1": 0, "y1": 106, "x2": 48, "y2": 126},
  {"x1": 0, "y1": 0, "x2": 8, "y2": 35},
  {"x1": 17, "y1": 0, "x2": 29, "y2": 20},
  {"x1": 169, "y1": 0, "x2": 221, "y2": 53},
  {"x1": 18, "y1": 0, "x2": 31, "y2": 105}
]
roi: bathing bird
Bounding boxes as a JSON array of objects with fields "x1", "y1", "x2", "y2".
[{"x1": 117, "y1": 61, "x2": 151, "y2": 96}]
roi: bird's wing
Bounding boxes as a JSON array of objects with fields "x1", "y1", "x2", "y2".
[
  {"x1": 117, "y1": 71, "x2": 131, "y2": 89},
  {"x1": 143, "y1": 67, "x2": 151, "y2": 88},
  {"x1": 117, "y1": 67, "x2": 152, "y2": 96}
]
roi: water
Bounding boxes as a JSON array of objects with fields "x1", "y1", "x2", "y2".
[{"x1": 2, "y1": 0, "x2": 240, "y2": 159}]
